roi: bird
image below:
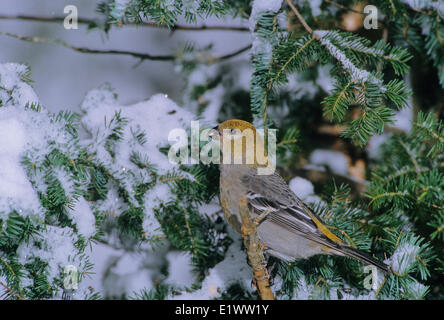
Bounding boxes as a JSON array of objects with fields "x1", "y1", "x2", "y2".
[{"x1": 213, "y1": 119, "x2": 389, "y2": 273}]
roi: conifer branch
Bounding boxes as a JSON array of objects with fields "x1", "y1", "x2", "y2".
[
  {"x1": 273, "y1": 37, "x2": 316, "y2": 84},
  {"x1": 368, "y1": 191, "x2": 406, "y2": 205},
  {"x1": 398, "y1": 140, "x2": 420, "y2": 175}
]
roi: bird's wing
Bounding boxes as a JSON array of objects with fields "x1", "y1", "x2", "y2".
[
  {"x1": 240, "y1": 172, "x2": 390, "y2": 272},
  {"x1": 241, "y1": 172, "x2": 344, "y2": 250}
]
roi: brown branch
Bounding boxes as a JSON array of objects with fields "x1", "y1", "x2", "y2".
[
  {"x1": 0, "y1": 14, "x2": 97, "y2": 25},
  {"x1": 0, "y1": 31, "x2": 250, "y2": 63},
  {"x1": 238, "y1": 197, "x2": 274, "y2": 300},
  {"x1": 0, "y1": 14, "x2": 249, "y2": 32},
  {"x1": 405, "y1": 6, "x2": 436, "y2": 16},
  {"x1": 285, "y1": 0, "x2": 318, "y2": 38},
  {"x1": 211, "y1": 44, "x2": 252, "y2": 63},
  {"x1": 164, "y1": 23, "x2": 249, "y2": 32}
]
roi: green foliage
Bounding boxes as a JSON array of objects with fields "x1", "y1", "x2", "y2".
[
  {"x1": 382, "y1": 0, "x2": 444, "y2": 87},
  {"x1": 1, "y1": 0, "x2": 444, "y2": 301},
  {"x1": 130, "y1": 284, "x2": 172, "y2": 300},
  {"x1": 271, "y1": 181, "x2": 435, "y2": 300},
  {"x1": 98, "y1": 0, "x2": 230, "y2": 31},
  {"x1": 217, "y1": 282, "x2": 258, "y2": 300},
  {"x1": 250, "y1": 11, "x2": 281, "y2": 127},
  {"x1": 315, "y1": 30, "x2": 411, "y2": 145},
  {"x1": 0, "y1": 82, "x2": 97, "y2": 299},
  {"x1": 249, "y1": 18, "x2": 412, "y2": 145},
  {"x1": 365, "y1": 113, "x2": 443, "y2": 259}
]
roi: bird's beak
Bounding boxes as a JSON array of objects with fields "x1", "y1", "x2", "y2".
[
  {"x1": 209, "y1": 125, "x2": 222, "y2": 144},
  {"x1": 210, "y1": 125, "x2": 220, "y2": 137}
]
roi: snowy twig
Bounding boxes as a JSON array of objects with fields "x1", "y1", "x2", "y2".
[
  {"x1": 0, "y1": 32, "x2": 250, "y2": 63},
  {"x1": 238, "y1": 197, "x2": 275, "y2": 300},
  {"x1": 0, "y1": 14, "x2": 250, "y2": 32}
]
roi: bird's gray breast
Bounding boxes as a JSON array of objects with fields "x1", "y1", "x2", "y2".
[{"x1": 219, "y1": 165, "x2": 251, "y2": 233}]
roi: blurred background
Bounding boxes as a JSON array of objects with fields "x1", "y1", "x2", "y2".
[{"x1": 0, "y1": 0, "x2": 250, "y2": 113}]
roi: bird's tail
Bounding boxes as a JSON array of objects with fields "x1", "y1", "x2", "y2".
[{"x1": 339, "y1": 246, "x2": 390, "y2": 273}]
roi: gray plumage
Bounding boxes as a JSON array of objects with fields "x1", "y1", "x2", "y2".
[{"x1": 219, "y1": 164, "x2": 389, "y2": 272}]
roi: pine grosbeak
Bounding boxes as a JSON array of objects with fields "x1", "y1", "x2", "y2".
[{"x1": 214, "y1": 119, "x2": 389, "y2": 272}]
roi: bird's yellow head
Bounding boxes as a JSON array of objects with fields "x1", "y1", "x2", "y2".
[
  {"x1": 217, "y1": 119, "x2": 257, "y2": 133},
  {"x1": 214, "y1": 119, "x2": 271, "y2": 170}
]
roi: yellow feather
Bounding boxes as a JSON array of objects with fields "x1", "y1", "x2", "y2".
[{"x1": 308, "y1": 212, "x2": 343, "y2": 245}]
